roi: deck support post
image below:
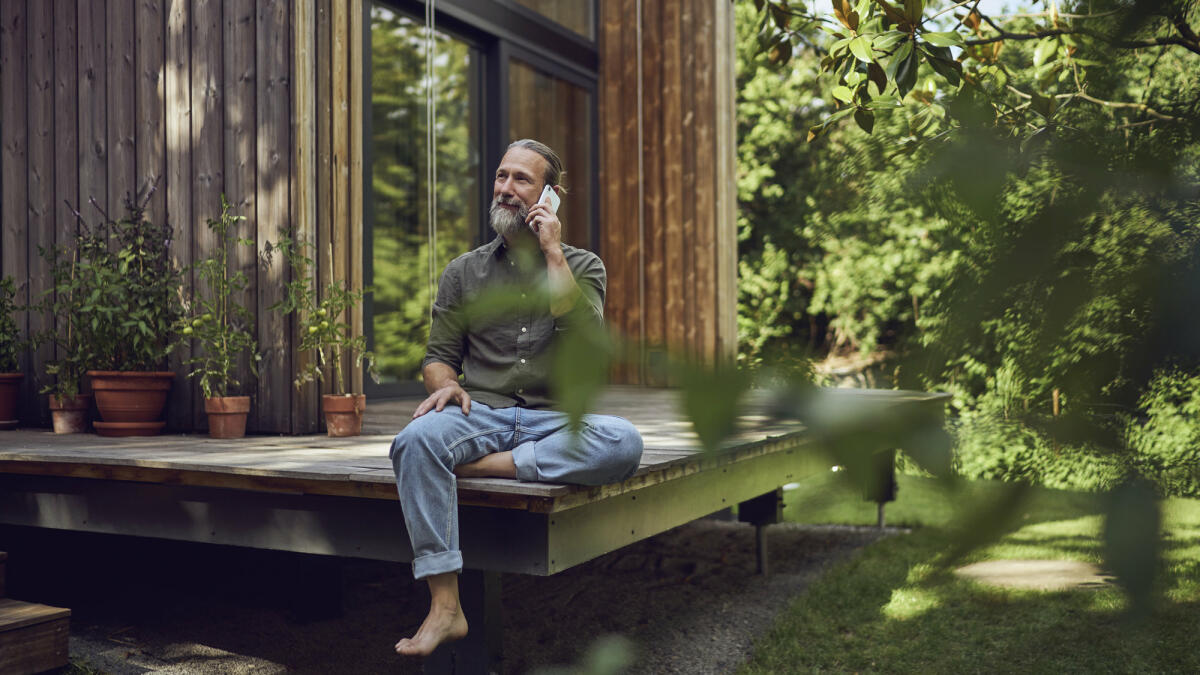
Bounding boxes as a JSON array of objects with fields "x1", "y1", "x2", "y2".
[
  {"x1": 738, "y1": 489, "x2": 783, "y2": 576},
  {"x1": 424, "y1": 569, "x2": 503, "y2": 675}
]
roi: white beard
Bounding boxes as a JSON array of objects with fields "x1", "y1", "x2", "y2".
[{"x1": 489, "y1": 197, "x2": 529, "y2": 238}]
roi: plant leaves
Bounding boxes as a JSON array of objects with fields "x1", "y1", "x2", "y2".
[
  {"x1": 895, "y1": 47, "x2": 920, "y2": 97},
  {"x1": 924, "y1": 50, "x2": 962, "y2": 86},
  {"x1": 854, "y1": 107, "x2": 876, "y2": 133},
  {"x1": 867, "y1": 61, "x2": 888, "y2": 93},
  {"x1": 1103, "y1": 479, "x2": 1160, "y2": 619},
  {"x1": 849, "y1": 35, "x2": 875, "y2": 63},
  {"x1": 922, "y1": 31, "x2": 964, "y2": 48},
  {"x1": 832, "y1": 85, "x2": 855, "y2": 103},
  {"x1": 676, "y1": 362, "x2": 753, "y2": 453},
  {"x1": 872, "y1": 30, "x2": 908, "y2": 52},
  {"x1": 885, "y1": 39, "x2": 913, "y2": 82}
]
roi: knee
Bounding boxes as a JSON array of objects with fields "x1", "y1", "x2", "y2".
[
  {"x1": 599, "y1": 417, "x2": 643, "y2": 477},
  {"x1": 390, "y1": 419, "x2": 451, "y2": 473}
]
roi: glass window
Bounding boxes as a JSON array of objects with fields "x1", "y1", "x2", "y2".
[
  {"x1": 370, "y1": 5, "x2": 480, "y2": 385},
  {"x1": 511, "y1": 0, "x2": 594, "y2": 40},
  {"x1": 508, "y1": 59, "x2": 593, "y2": 250}
]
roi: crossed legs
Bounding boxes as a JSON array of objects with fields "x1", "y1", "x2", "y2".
[{"x1": 390, "y1": 403, "x2": 643, "y2": 656}]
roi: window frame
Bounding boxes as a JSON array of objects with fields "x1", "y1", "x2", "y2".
[{"x1": 364, "y1": 0, "x2": 600, "y2": 400}]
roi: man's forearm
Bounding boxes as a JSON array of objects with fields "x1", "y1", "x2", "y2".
[
  {"x1": 544, "y1": 248, "x2": 582, "y2": 317},
  {"x1": 422, "y1": 361, "x2": 461, "y2": 394}
]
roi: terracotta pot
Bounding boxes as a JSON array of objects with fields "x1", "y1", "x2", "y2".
[
  {"x1": 0, "y1": 372, "x2": 23, "y2": 430},
  {"x1": 88, "y1": 371, "x2": 174, "y2": 435},
  {"x1": 323, "y1": 394, "x2": 366, "y2": 437},
  {"x1": 204, "y1": 396, "x2": 250, "y2": 439},
  {"x1": 49, "y1": 393, "x2": 92, "y2": 434}
]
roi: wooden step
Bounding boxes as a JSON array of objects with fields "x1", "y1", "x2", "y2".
[{"x1": 0, "y1": 597, "x2": 71, "y2": 675}]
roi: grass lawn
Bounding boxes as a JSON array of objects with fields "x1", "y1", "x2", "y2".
[{"x1": 742, "y1": 473, "x2": 1200, "y2": 674}]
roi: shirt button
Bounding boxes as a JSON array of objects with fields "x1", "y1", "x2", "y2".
[{"x1": 520, "y1": 358, "x2": 526, "y2": 364}]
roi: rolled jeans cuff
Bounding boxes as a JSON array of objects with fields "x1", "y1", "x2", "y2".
[
  {"x1": 512, "y1": 443, "x2": 540, "y2": 482},
  {"x1": 412, "y1": 550, "x2": 463, "y2": 579}
]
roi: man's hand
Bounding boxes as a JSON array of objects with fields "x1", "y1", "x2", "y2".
[
  {"x1": 525, "y1": 201, "x2": 562, "y2": 255},
  {"x1": 413, "y1": 382, "x2": 472, "y2": 418}
]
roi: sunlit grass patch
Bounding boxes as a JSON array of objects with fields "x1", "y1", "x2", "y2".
[{"x1": 746, "y1": 476, "x2": 1200, "y2": 674}]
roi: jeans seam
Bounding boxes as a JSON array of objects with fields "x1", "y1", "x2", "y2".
[{"x1": 445, "y1": 427, "x2": 511, "y2": 455}]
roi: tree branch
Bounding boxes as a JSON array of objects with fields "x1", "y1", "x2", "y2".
[
  {"x1": 966, "y1": 27, "x2": 1077, "y2": 46},
  {"x1": 1066, "y1": 91, "x2": 1178, "y2": 121},
  {"x1": 967, "y1": 10, "x2": 1200, "y2": 55}
]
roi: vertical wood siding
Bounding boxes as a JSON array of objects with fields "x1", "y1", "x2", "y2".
[
  {"x1": 0, "y1": 0, "x2": 319, "y2": 434},
  {"x1": 599, "y1": 0, "x2": 738, "y2": 383}
]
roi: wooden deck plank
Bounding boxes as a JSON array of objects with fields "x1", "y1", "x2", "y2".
[{"x1": 0, "y1": 388, "x2": 948, "y2": 511}]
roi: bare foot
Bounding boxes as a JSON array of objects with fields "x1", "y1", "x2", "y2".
[{"x1": 394, "y1": 602, "x2": 468, "y2": 656}]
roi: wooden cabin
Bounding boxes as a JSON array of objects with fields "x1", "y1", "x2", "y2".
[{"x1": 0, "y1": 0, "x2": 737, "y2": 434}]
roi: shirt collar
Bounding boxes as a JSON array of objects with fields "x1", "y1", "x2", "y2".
[{"x1": 484, "y1": 235, "x2": 505, "y2": 259}]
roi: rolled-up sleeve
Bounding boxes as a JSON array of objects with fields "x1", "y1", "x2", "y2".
[
  {"x1": 422, "y1": 262, "x2": 468, "y2": 373},
  {"x1": 554, "y1": 251, "x2": 606, "y2": 331}
]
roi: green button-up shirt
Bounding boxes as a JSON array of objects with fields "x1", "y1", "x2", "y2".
[{"x1": 422, "y1": 236, "x2": 606, "y2": 409}]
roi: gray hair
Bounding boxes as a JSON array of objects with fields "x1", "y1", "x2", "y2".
[{"x1": 507, "y1": 139, "x2": 566, "y2": 192}]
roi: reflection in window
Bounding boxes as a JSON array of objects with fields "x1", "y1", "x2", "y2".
[
  {"x1": 512, "y1": 0, "x2": 594, "y2": 39},
  {"x1": 508, "y1": 60, "x2": 593, "y2": 250},
  {"x1": 370, "y1": 6, "x2": 479, "y2": 384}
]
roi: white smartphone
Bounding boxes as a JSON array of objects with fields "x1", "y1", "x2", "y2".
[{"x1": 539, "y1": 184, "x2": 561, "y2": 214}]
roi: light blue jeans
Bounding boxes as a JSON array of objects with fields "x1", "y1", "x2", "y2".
[{"x1": 389, "y1": 402, "x2": 644, "y2": 579}]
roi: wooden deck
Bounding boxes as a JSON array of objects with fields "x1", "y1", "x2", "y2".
[{"x1": 0, "y1": 387, "x2": 947, "y2": 576}]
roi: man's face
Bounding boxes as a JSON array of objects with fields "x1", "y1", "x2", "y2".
[{"x1": 489, "y1": 147, "x2": 548, "y2": 239}]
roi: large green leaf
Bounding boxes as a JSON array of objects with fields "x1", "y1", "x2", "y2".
[
  {"x1": 676, "y1": 362, "x2": 753, "y2": 453},
  {"x1": 922, "y1": 31, "x2": 964, "y2": 48},
  {"x1": 550, "y1": 324, "x2": 615, "y2": 434},
  {"x1": 1103, "y1": 479, "x2": 1160, "y2": 618},
  {"x1": 848, "y1": 35, "x2": 875, "y2": 63}
]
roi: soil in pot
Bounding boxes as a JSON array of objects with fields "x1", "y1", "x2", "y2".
[
  {"x1": 49, "y1": 393, "x2": 92, "y2": 434},
  {"x1": 204, "y1": 396, "x2": 251, "y2": 439},
  {"x1": 0, "y1": 372, "x2": 24, "y2": 430},
  {"x1": 323, "y1": 394, "x2": 366, "y2": 437}
]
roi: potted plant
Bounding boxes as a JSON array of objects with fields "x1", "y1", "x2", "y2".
[
  {"x1": 33, "y1": 241, "x2": 96, "y2": 433},
  {"x1": 74, "y1": 184, "x2": 184, "y2": 436},
  {"x1": 0, "y1": 276, "x2": 26, "y2": 430},
  {"x1": 268, "y1": 230, "x2": 377, "y2": 436},
  {"x1": 180, "y1": 195, "x2": 260, "y2": 439}
]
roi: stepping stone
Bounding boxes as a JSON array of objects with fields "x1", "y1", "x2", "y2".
[{"x1": 954, "y1": 559, "x2": 1115, "y2": 591}]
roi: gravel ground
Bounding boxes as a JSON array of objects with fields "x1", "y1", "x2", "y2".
[{"x1": 7, "y1": 519, "x2": 898, "y2": 674}]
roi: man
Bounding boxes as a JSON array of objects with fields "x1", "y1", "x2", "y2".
[{"x1": 389, "y1": 139, "x2": 644, "y2": 656}]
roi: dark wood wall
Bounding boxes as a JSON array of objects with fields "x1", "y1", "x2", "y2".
[
  {"x1": 0, "y1": 0, "x2": 304, "y2": 433},
  {"x1": 599, "y1": 0, "x2": 738, "y2": 384}
]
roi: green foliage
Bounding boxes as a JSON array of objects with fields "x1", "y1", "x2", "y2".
[
  {"x1": 180, "y1": 196, "x2": 260, "y2": 399},
  {"x1": 268, "y1": 230, "x2": 378, "y2": 395},
  {"x1": 0, "y1": 276, "x2": 24, "y2": 372},
  {"x1": 33, "y1": 242, "x2": 93, "y2": 398},
  {"x1": 1126, "y1": 368, "x2": 1200, "y2": 498},
  {"x1": 71, "y1": 186, "x2": 184, "y2": 372},
  {"x1": 738, "y1": 0, "x2": 1200, "y2": 615}
]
